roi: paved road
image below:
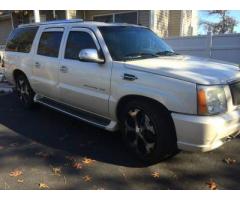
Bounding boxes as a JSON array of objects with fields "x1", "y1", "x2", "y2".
[{"x1": 0, "y1": 92, "x2": 239, "y2": 189}]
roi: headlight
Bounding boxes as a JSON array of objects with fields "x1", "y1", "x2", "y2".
[{"x1": 197, "y1": 85, "x2": 227, "y2": 115}]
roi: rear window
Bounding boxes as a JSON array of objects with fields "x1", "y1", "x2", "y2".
[
  {"x1": 37, "y1": 31, "x2": 63, "y2": 58},
  {"x1": 5, "y1": 27, "x2": 38, "y2": 53}
]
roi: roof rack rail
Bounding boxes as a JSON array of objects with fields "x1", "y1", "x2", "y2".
[{"x1": 18, "y1": 19, "x2": 84, "y2": 28}]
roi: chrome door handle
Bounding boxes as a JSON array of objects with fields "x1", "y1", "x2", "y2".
[
  {"x1": 60, "y1": 65, "x2": 68, "y2": 73},
  {"x1": 35, "y1": 62, "x2": 41, "y2": 68},
  {"x1": 123, "y1": 73, "x2": 138, "y2": 81}
]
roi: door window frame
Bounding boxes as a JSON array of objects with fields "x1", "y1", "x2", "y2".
[
  {"x1": 62, "y1": 27, "x2": 103, "y2": 62},
  {"x1": 35, "y1": 27, "x2": 64, "y2": 58}
]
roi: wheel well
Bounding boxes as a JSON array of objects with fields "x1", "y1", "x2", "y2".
[
  {"x1": 116, "y1": 95, "x2": 177, "y2": 140},
  {"x1": 117, "y1": 95, "x2": 170, "y2": 120},
  {"x1": 13, "y1": 69, "x2": 26, "y2": 83}
]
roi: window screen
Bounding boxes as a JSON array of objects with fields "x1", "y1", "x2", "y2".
[
  {"x1": 6, "y1": 27, "x2": 38, "y2": 53},
  {"x1": 65, "y1": 31, "x2": 97, "y2": 60},
  {"x1": 37, "y1": 31, "x2": 63, "y2": 58}
]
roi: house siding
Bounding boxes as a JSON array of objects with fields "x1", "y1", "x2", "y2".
[
  {"x1": 153, "y1": 10, "x2": 169, "y2": 37},
  {"x1": 168, "y1": 10, "x2": 182, "y2": 37},
  {"x1": 83, "y1": 10, "x2": 151, "y2": 27}
]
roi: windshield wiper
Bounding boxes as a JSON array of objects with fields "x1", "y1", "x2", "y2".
[
  {"x1": 156, "y1": 51, "x2": 179, "y2": 56},
  {"x1": 123, "y1": 52, "x2": 158, "y2": 60}
]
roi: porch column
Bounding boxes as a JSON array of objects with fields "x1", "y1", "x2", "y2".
[
  {"x1": 66, "y1": 10, "x2": 76, "y2": 19},
  {"x1": 66, "y1": 10, "x2": 71, "y2": 19},
  {"x1": 34, "y1": 10, "x2": 40, "y2": 22}
]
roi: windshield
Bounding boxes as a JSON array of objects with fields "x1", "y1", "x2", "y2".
[{"x1": 98, "y1": 26, "x2": 175, "y2": 61}]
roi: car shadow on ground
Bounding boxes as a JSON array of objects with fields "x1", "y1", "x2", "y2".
[
  {"x1": 0, "y1": 92, "x2": 155, "y2": 168},
  {"x1": 0, "y1": 93, "x2": 240, "y2": 189}
]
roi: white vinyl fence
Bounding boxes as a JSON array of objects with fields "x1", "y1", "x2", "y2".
[{"x1": 165, "y1": 32, "x2": 240, "y2": 64}]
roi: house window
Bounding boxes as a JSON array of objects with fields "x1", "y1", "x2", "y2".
[
  {"x1": 115, "y1": 12, "x2": 138, "y2": 24},
  {"x1": 93, "y1": 15, "x2": 113, "y2": 23},
  {"x1": 93, "y1": 11, "x2": 138, "y2": 24}
]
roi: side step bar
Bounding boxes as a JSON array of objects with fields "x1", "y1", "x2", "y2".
[{"x1": 34, "y1": 95, "x2": 118, "y2": 131}]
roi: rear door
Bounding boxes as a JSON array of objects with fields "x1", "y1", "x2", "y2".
[
  {"x1": 31, "y1": 27, "x2": 64, "y2": 100},
  {"x1": 59, "y1": 27, "x2": 112, "y2": 117}
]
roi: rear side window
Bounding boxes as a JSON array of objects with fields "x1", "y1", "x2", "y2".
[
  {"x1": 65, "y1": 31, "x2": 97, "y2": 60},
  {"x1": 5, "y1": 27, "x2": 38, "y2": 53},
  {"x1": 37, "y1": 31, "x2": 63, "y2": 58}
]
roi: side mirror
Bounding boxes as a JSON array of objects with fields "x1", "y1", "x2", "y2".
[{"x1": 78, "y1": 49, "x2": 105, "y2": 64}]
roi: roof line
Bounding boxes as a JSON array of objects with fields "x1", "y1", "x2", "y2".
[{"x1": 18, "y1": 19, "x2": 84, "y2": 28}]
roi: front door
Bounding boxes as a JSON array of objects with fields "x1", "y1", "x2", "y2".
[{"x1": 59, "y1": 28, "x2": 112, "y2": 118}]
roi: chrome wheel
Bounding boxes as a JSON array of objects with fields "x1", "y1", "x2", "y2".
[
  {"x1": 124, "y1": 108, "x2": 157, "y2": 156},
  {"x1": 16, "y1": 77, "x2": 31, "y2": 104}
]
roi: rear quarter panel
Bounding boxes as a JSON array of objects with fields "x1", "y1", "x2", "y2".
[{"x1": 4, "y1": 51, "x2": 34, "y2": 85}]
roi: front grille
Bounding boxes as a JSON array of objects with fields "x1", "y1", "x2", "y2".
[{"x1": 229, "y1": 81, "x2": 240, "y2": 105}]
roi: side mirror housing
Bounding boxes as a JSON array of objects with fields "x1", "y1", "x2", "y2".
[{"x1": 78, "y1": 49, "x2": 105, "y2": 64}]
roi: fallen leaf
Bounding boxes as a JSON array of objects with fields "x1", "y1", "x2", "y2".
[
  {"x1": 72, "y1": 162, "x2": 82, "y2": 169},
  {"x1": 223, "y1": 157, "x2": 236, "y2": 165},
  {"x1": 39, "y1": 183, "x2": 49, "y2": 189},
  {"x1": 119, "y1": 168, "x2": 127, "y2": 180},
  {"x1": 82, "y1": 175, "x2": 92, "y2": 182},
  {"x1": 152, "y1": 171, "x2": 161, "y2": 179},
  {"x1": 82, "y1": 157, "x2": 95, "y2": 165},
  {"x1": 9, "y1": 169, "x2": 23, "y2": 177},
  {"x1": 17, "y1": 179, "x2": 24, "y2": 183},
  {"x1": 52, "y1": 167, "x2": 61, "y2": 176},
  {"x1": 206, "y1": 179, "x2": 217, "y2": 190}
]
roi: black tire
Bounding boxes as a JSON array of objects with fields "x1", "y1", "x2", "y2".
[
  {"x1": 119, "y1": 99, "x2": 177, "y2": 163},
  {"x1": 15, "y1": 74, "x2": 35, "y2": 109}
]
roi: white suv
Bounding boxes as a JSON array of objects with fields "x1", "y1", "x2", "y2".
[{"x1": 3, "y1": 19, "x2": 240, "y2": 163}]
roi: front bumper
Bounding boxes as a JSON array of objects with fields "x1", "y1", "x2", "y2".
[{"x1": 172, "y1": 109, "x2": 240, "y2": 152}]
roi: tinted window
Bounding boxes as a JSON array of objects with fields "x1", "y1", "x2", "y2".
[
  {"x1": 37, "y1": 31, "x2": 63, "y2": 58},
  {"x1": 99, "y1": 26, "x2": 174, "y2": 61},
  {"x1": 65, "y1": 31, "x2": 97, "y2": 60},
  {"x1": 6, "y1": 27, "x2": 38, "y2": 53}
]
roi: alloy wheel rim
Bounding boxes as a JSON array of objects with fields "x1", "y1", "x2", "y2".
[
  {"x1": 16, "y1": 79, "x2": 30, "y2": 104},
  {"x1": 124, "y1": 108, "x2": 157, "y2": 156}
]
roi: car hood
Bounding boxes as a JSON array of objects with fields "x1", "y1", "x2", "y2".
[{"x1": 124, "y1": 55, "x2": 240, "y2": 85}]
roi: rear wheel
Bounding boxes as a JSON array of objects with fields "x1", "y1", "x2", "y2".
[
  {"x1": 120, "y1": 99, "x2": 177, "y2": 163},
  {"x1": 15, "y1": 74, "x2": 35, "y2": 109}
]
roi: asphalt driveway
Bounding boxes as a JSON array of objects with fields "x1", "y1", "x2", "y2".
[{"x1": 0, "y1": 91, "x2": 239, "y2": 189}]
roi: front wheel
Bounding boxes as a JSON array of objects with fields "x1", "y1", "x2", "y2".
[
  {"x1": 120, "y1": 100, "x2": 177, "y2": 163},
  {"x1": 15, "y1": 74, "x2": 35, "y2": 109}
]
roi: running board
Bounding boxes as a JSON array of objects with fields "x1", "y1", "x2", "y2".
[{"x1": 34, "y1": 94, "x2": 118, "y2": 131}]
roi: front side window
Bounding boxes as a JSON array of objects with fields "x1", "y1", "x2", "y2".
[
  {"x1": 98, "y1": 26, "x2": 175, "y2": 61},
  {"x1": 37, "y1": 31, "x2": 63, "y2": 58},
  {"x1": 65, "y1": 31, "x2": 97, "y2": 60},
  {"x1": 6, "y1": 27, "x2": 39, "y2": 53}
]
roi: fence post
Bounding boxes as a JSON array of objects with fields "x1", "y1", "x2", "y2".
[{"x1": 207, "y1": 30, "x2": 213, "y2": 58}]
